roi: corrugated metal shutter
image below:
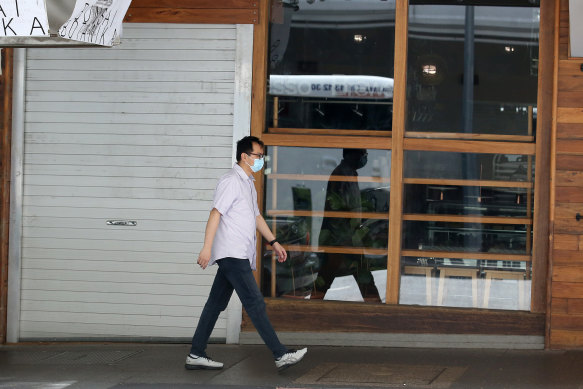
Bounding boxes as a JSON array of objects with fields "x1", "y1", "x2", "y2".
[{"x1": 20, "y1": 24, "x2": 237, "y2": 340}]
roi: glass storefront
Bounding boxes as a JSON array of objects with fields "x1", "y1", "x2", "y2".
[{"x1": 261, "y1": 0, "x2": 540, "y2": 312}]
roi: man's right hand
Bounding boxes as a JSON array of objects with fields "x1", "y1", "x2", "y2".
[{"x1": 197, "y1": 247, "x2": 211, "y2": 270}]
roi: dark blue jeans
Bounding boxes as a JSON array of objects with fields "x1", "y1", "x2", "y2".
[{"x1": 190, "y1": 257, "x2": 288, "y2": 359}]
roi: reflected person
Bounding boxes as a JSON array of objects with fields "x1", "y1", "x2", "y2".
[{"x1": 318, "y1": 148, "x2": 368, "y2": 291}]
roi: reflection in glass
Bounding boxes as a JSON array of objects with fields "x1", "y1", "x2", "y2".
[
  {"x1": 267, "y1": 0, "x2": 395, "y2": 131},
  {"x1": 406, "y1": 3, "x2": 539, "y2": 135},
  {"x1": 401, "y1": 146, "x2": 534, "y2": 310},
  {"x1": 404, "y1": 185, "x2": 532, "y2": 217},
  {"x1": 262, "y1": 147, "x2": 390, "y2": 302},
  {"x1": 403, "y1": 221, "x2": 530, "y2": 254},
  {"x1": 404, "y1": 151, "x2": 534, "y2": 181},
  {"x1": 400, "y1": 256, "x2": 531, "y2": 311}
]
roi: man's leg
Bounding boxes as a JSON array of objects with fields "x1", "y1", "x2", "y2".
[
  {"x1": 221, "y1": 258, "x2": 288, "y2": 359},
  {"x1": 190, "y1": 261, "x2": 234, "y2": 357}
]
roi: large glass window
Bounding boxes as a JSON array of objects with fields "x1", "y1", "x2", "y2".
[
  {"x1": 399, "y1": 1, "x2": 539, "y2": 311},
  {"x1": 406, "y1": 2, "x2": 539, "y2": 136},
  {"x1": 267, "y1": 0, "x2": 396, "y2": 132},
  {"x1": 400, "y1": 149, "x2": 534, "y2": 310},
  {"x1": 262, "y1": 147, "x2": 390, "y2": 302}
]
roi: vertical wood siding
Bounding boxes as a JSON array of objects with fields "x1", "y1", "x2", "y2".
[
  {"x1": 19, "y1": 24, "x2": 236, "y2": 340},
  {"x1": 550, "y1": 0, "x2": 583, "y2": 348}
]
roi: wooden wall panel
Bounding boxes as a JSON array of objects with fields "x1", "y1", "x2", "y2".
[
  {"x1": 549, "y1": 0, "x2": 583, "y2": 348},
  {"x1": 550, "y1": 329, "x2": 583, "y2": 348},
  {"x1": 556, "y1": 155, "x2": 583, "y2": 171},
  {"x1": 565, "y1": 299, "x2": 583, "y2": 314},
  {"x1": 556, "y1": 187, "x2": 583, "y2": 203},
  {"x1": 551, "y1": 298, "x2": 568, "y2": 314},
  {"x1": 557, "y1": 107, "x2": 583, "y2": 123},
  {"x1": 553, "y1": 282, "x2": 583, "y2": 298},
  {"x1": 124, "y1": 0, "x2": 259, "y2": 24},
  {"x1": 552, "y1": 266, "x2": 583, "y2": 282},
  {"x1": 557, "y1": 123, "x2": 583, "y2": 138},
  {"x1": 552, "y1": 250, "x2": 583, "y2": 266},
  {"x1": 556, "y1": 171, "x2": 583, "y2": 186},
  {"x1": 554, "y1": 234, "x2": 579, "y2": 250}
]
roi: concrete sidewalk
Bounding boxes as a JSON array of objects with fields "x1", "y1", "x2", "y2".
[{"x1": 1, "y1": 342, "x2": 583, "y2": 389}]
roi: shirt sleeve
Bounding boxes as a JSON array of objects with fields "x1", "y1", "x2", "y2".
[
  {"x1": 252, "y1": 183, "x2": 260, "y2": 217},
  {"x1": 254, "y1": 199, "x2": 260, "y2": 217},
  {"x1": 213, "y1": 175, "x2": 237, "y2": 216}
]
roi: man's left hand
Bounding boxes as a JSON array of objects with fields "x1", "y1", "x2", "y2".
[{"x1": 273, "y1": 242, "x2": 287, "y2": 262}]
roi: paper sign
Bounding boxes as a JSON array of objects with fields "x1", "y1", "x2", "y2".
[
  {"x1": 371, "y1": 269, "x2": 387, "y2": 304},
  {"x1": 323, "y1": 275, "x2": 364, "y2": 302},
  {"x1": 58, "y1": 0, "x2": 131, "y2": 46},
  {"x1": 0, "y1": 0, "x2": 49, "y2": 36}
]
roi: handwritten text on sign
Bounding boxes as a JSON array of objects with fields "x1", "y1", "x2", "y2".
[
  {"x1": 0, "y1": 0, "x2": 49, "y2": 36},
  {"x1": 59, "y1": 0, "x2": 131, "y2": 46}
]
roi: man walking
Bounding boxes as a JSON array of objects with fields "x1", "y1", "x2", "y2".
[{"x1": 186, "y1": 136, "x2": 307, "y2": 371}]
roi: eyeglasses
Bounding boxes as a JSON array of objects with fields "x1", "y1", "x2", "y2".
[{"x1": 247, "y1": 152, "x2": 264, "y2": 159}]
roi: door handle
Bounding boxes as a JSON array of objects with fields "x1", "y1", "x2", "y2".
[{"x1": 106, "y1": 220, "x2": 137, "y2": 226}]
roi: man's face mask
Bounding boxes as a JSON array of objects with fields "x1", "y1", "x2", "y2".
[{"x1": 247, "y1": 155, "x2": 265, "y2": 172}]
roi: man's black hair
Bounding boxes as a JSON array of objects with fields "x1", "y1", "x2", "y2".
[{"x1": 236, "y1": 136, "x2": 264, "y2": 162}]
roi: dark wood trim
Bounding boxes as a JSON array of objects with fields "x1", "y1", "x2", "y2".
[
  {"x1": 127, "y1": 0, "x2": 258, "y2": 8},
  {"x1": 529, "y1": 0, "x2": 554, "y2": 316},
  {"x1": 242, "y1": 299, "x2": 545, "y2": 335},
  {"x1": 269, "y1": 128, "x2": 392, "y2": 137},
  {"x1": 404, "y1": 178, "x2": 533, "y2": 188},
  {"x1": 261, "y1": 133, "x2": 392, "y2": 149},
  {"x1": 404, "y1": 138, "x2": 536, "y2": 155},
  {"x1": 546, "y1": 0, "x2": 561, "y2": 349},
  {"x1": 268, "y1": 174, "x2": 389, "y2": 183},
  {"x1": 406, "y1": 132, "x2": 534, "y2": 142},
  {"x1": 401, "y1": 250, "x2": 531, "y2": 262},
  {"x1": 251, "y1": 0, "x2": 269, "y2": 285},
  {"x1": 124, "y1": 8, "x2": 259, "y2": 24},
  {"x1": 403, "y1": 214, "x2": 533, "y2": 225},
  {"x1": 124, "y1": 0, "x2": 259, "y2": 24},
  {"x1": 0, "y1": 48, "x2": 13, "y2": 345},
  {"x1": 267, "y1": 210, "x2": 388, "y2": 219}
]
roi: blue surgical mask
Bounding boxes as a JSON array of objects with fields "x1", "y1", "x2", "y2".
[{"x1": 247, "y1": 157, "x2": 264, "y2": 173}]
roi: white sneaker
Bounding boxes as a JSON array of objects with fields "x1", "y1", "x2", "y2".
[
  {"x1": 185, "y1": 353, "x2": 224, "y2": 370},
  {"x1": 275, "y1": 348, "x2": 307, "y2": 371}
]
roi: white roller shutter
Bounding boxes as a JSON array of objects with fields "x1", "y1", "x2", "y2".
[{"x1": 19, "y1": 24, "x2": 242, "y2": 340}]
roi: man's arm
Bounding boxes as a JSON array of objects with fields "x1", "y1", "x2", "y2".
[
  {"x1": 256, "y1": 215, "x2": 287, "y2": 262},
  {"x1": 197, "y1": 208, "x2": 221, "y2": 269}
]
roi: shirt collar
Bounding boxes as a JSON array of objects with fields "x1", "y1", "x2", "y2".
[{"x1": 234, "y1": 163, "x2": 255, "y2": 181}]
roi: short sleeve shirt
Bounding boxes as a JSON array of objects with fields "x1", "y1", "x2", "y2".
[{"x1": 209, "y1": 164, "x2": 260, "y2": 269}]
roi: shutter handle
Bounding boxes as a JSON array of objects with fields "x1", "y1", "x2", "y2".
[
  {"x1": 577, "y1": 213, "x2": 582, "y2": 222},
  {"x1": 106, "y1": 220, "x2": 137, "y2": 226}
]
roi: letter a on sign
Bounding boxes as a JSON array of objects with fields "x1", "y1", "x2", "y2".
[
  {"x1": 0, "y1": 0, "x2": 49, "y2": 37},
  {"x1": 58, "y1": 0, "x2": 132, "y2": 46}
]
